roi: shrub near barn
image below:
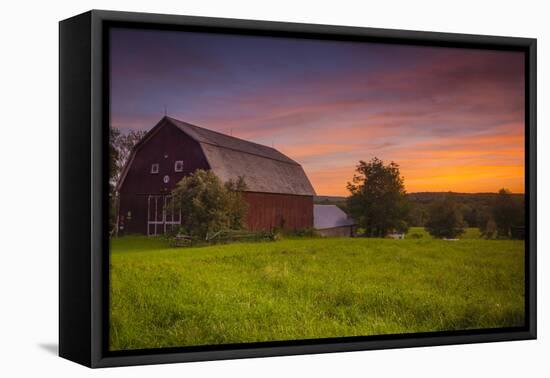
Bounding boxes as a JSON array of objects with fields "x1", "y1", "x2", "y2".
[{"x1": 170, "y1": 170, "x2": 248, "y2": 240}]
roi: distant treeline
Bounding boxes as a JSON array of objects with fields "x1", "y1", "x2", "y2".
[
  {"x1": 407, "y1": 192, "x2": 525, "y2": 228},
  {"x1": 315, "y1": 191, "x2": 525, "y2": 235}
]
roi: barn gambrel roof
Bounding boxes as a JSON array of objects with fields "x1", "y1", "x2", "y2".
[{"x1": 117, "y1": 116, "x2": 316, "y2": 196}]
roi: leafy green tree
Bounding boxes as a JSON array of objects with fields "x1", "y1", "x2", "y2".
[
  {"x1": 346, "y1": 157, "x2": 410, "y2": 237},
  {"x1": 475, "y1": 206, "x2": 494, "y2": 238},
  {"x1": 171, "y1": 170, "x2": 248, "y2": 239},
  {"x1": 407, "y1": 203, "x2": 429, "y2": 227},
  {"x1": 109, "y1": 128, "x2": 122, "y2": 232},
  {"x1": 224, "y1": 176, "x2": 249, "y2": 230},
  {"x1": 425, "y1": 195, "x2": 465, "y2": 239},
  {"x1": 480, "y1": 218, "x2": 498, "y2": 239},
  {"x1": 109, "y1": 128, "x2": 147, "y2": 233},
  {"x1": 109, "y1": 128, "x2": 121, "y2": 188},
  {"x1": 492, "y1": 188, "x2": 523, "y2": 238},
  {"x1": 110, "y1": 128, "x2": 148, "y2": 185},
  {"x1": 461, "y1": 205, "x2": 478, "y2": 228}
]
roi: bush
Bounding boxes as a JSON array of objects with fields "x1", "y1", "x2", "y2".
[
  {"x1": 481, "y1": 219, "x2": 497, "y2": 239},
  {"x1": 171, "y1": 170, "x2": 248, "y2": 240},
  {"x1": 425, "y1": 196, "x2": 465, "y2": 239},
  {"x1": 492, "y1": 188, "x2": 524, "y2": 238}
]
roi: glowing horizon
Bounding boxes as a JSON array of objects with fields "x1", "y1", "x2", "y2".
[{"x1": 110, "y1": 28, "x2": 525, "y2": 196}]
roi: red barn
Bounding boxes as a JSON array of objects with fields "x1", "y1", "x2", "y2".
[{"x1": 116, "y1": 116, "x2": 316, "y2": 235}]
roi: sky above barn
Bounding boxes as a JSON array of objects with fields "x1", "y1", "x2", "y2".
[{"x1": 110, "y1": 28, "x2": 525, "y2": 195}]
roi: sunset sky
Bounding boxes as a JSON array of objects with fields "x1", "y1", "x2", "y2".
[{"x1": 110, "y1": 28, "x2": 525, "y2": 195}]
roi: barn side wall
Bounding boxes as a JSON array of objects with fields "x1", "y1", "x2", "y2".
[
  {"x1": 243, "y1": 192, "x2": 313, "y2": 231},
  {"x1": 118, "y1": 122, "x2": 210, "y2": 235}
]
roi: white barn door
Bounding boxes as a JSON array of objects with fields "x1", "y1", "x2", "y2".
[
  {"x1": 163, "y1": 195, "x2": 181, "y2": 234},
  {"x1": 147, "y1": 195, "x2": 181, "y2": 236}
]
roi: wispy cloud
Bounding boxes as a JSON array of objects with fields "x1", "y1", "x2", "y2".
[{"x1": 110, "y1": 28, "x2": 525, "y2": 195}]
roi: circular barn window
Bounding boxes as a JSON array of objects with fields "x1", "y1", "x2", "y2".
[{"x1": 163, "y1": 175, "x2": 170, "y2": 184}]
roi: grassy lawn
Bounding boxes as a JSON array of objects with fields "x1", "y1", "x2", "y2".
[{"x1": 109, "y1": 232, "x2": 525, "y2": 351}]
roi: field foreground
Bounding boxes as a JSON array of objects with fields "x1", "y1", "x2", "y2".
[{"x1": 110, "y1": 234, "x2": 524, "y2": 351}]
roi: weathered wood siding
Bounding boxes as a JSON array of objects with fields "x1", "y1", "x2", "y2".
[
  {"x1": 243, "y1": 192, "x2": 313, "y2": 231},
  {"x1": 118, "y1": 122, "x2": 209, "y2": 234}
]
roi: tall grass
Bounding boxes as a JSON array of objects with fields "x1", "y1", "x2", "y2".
[{"x1": 110, "y1": 233, "x2": 524, "y2": 350}]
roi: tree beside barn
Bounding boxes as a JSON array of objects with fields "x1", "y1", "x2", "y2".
[{"x1": 170, "y1": 169, "x2": 248, "y2": 239}]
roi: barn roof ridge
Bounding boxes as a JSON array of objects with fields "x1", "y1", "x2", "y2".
[
  {"x1": 116, "y1": 116, "x2": 316, "y2": 196},
  {"x1": 199, "y1": 141, "x2": 298, "y2": 167},
  {"x1": 164, "y1": 116, "x2": 299, "y2": 166}
]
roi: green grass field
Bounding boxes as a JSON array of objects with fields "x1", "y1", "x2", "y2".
[{"x1": 109, "y1": 230, "x2": 525, "y2": 351}]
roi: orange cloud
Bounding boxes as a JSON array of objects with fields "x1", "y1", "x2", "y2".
[
  {"x1": 292, "y1": 127, "x2": 525, "y2": 196},
  {"x1": 278, "y1": 144, "x2": 361, "y2": 160},
  {"x1": 307, "y1": 162, "x2": 524, "y2": 196},
  {"x1": 402, "y1": 165, "x2": 525, "y2": 193}
]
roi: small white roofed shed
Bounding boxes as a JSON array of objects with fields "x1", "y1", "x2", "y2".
[{"x1": 313, "y1": 204, "x2": 356, "y2": 237}]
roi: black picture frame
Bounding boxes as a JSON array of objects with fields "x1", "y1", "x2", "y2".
[{"x1": 59, "y1": 9, "x2": 537, "y2": 368}]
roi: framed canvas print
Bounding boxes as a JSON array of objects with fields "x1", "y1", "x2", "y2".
[{"x1": 59, "y1": 10, "x2": 537, "y2": 368}]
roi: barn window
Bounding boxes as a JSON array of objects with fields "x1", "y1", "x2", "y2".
[
  {"x1": 174, "y1": 160, "x2": 184, "y2": 172},
  {"x1": 151, "y1": 163, "x2": 159, "y2": 174}
]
